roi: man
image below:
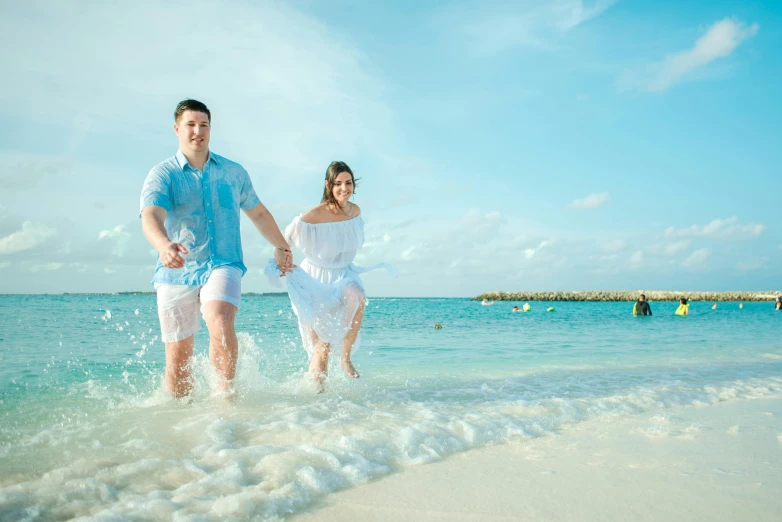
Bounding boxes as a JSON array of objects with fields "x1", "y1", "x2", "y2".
[
  {"x1": 140, "y1": 99, "x2": 292, "y2": 398},
  {"x1": 633, "y1": 294, "x2": 652, "y2": 316}
]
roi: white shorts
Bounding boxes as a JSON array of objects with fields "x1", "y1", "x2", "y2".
[{"x1": 154, "y1": 266, "x2": 242, "y2": 343}]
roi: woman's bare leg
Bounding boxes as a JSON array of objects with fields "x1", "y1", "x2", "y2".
[
  {"x1": 307, "y1": 328, "x2": 330, "y2": 389},
  {"x1": 340, "y1": 297, "x2": 365, "y2": 379}
]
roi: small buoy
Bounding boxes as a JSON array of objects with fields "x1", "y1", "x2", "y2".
[
  {"x1": 739, "y1": 303, "x2": 743, "y2": 309},
  {"x1": 434, "y1": 323, "x2": 442, "y2": 329},
  {"x1": 522, "y1": 303, "x2": 531, "y2": 312},
  {"x1": 547, "y1": 307, "x2": 555, "y2": 312}
]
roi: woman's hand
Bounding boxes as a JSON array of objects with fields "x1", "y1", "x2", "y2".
[{"x1": 274, "y1": 247, "x2": 295, "y2": 275}]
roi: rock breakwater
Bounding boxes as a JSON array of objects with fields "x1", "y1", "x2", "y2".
[{"x1": 474, "y1": 291, "x2": 781, "y2": 302}]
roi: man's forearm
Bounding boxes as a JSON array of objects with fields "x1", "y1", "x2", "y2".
[
  {"x1": 141, "y1": 208, "x2": 172, "y2": 252},
  {"x1": 254, "y1": 213, "x2": 289, "y2": 249},
  {"x1": 247, "y1": 205, "x2": 289, "y2": 249}
]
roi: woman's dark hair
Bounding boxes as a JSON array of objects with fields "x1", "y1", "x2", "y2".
[
  {"x1": 175, "y1": 99, "x2": 211, "y2": 123},
  {"x1": 680, "y1": 298, "x2": 688, "y2": 305},
  {"x1": 321, "y1": 161, "x2": 359, "y2": 212}
]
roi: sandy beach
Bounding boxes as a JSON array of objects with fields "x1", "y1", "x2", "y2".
[{"x1": 293, "y1": 397, "x2": 782, "y2": 521}]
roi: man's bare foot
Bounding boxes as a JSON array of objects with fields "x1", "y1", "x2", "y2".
[
  {"x1": 340, "y1": 358, "x2": 360, "y2": 379},
  {"x1": 212, "y1": 386, "x2": 237, "y2": 405}
]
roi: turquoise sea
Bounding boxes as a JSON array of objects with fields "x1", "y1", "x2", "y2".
[{"x1": 1, "y1": 295, "x2": 781, "y2": 520}]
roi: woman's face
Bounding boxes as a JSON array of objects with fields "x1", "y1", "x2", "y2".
[{"x1": 332, "y1": 171, "x2": 354, "y2": 205}]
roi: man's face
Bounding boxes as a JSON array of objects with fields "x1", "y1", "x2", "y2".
[
  {"x1": 639, "y1": 296, "x2": 645, "y2": 302},
  {"x1": 174, "y1": 110, "x2": 210, "y2": 155}
]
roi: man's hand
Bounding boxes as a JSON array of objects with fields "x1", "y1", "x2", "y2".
[
  {"x1": 159, "y1": 242, "x2": 189, "y2": 268},
  {"x1": 274, "y1": 247, "x2": 295, "y2": 275}
]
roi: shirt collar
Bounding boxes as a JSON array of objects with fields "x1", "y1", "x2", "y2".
[{"x1": 175, "y1": 150, "x2": 219, "y2": 171}]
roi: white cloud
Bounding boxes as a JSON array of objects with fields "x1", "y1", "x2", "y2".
[
  {"x1": 0, "y1": 221, "x2": 57, "y2": 255},
  {"x1": 0, "y1": 153, "x2": 73, "y2": 189},
  {"x1": 400, "y1": 247, "x2": 417, "y2": 261},
  {"x1": 603, "y1": 240, "x2": 626, "y2": 253},
  {"x1": 664, "y1": 217, "x2": 764, "y2": 240},
  {"x1": 736, "y1": 256, "x2": 768, "y2": 272},
  {"x1": 98, "y1": 225, "x2": 132, "y2": 257},
  {"x1": 629, "y1": 250, "x2": 644, "y2": 266},
  {"x1": 625, "y1": 18, "x2": 759, "y2": 93},
  {"x1": 0, "y1": 0, "x2": 396, "y2": 175},
  {"x1": 524, "y1": 240, "x2": 553, "y2": 260},
  {"x1": 568, "y1": 192, "x2": 610, "y2": 210},
  {"x1": 0, "y1": 262, "x2": 10, "y2": 269},
  {"x1": 69, "y1": 263, "x2": 87, "y2": 273},
  {"x1": 455, "y1": 0, "x2": 616, "y2": 54},
  {"x1": 462, "y1": 209, "x2": 506, "y2": 239},
  {"x1": 682, "y1": 248, "x2": 711, "y2": 269},
  {"x1": 388, "y1": 192, "x2": 419, "y2": 208},
  {"x1": 29, "y1": 262, "x2": 64, "y2": 272},
  {"x1": 664, "y1": 240, "x2": 691, "y2": 256}
]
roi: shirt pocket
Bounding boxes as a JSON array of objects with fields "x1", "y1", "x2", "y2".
[{"x1": 217, "y1": 183, "x2": 236, "y2": 208}]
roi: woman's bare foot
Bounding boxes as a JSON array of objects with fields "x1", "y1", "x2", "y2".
[
  {"x1": 309, "y1": 348, "x2": 329, "y2": 392},
  {"x1": 312, "y1": 373, "x2": 326, "y2": 394},
  {"x1": 340, "y1": 358, "x2": 360, "y2": 378}
]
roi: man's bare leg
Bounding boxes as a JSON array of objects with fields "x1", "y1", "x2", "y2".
[
  {"x1": 165, "y1": 336, "x2": 195, "y2": 398},
  {"x1": 203, "y1": 300, "x2": 238, "y2": 393}
]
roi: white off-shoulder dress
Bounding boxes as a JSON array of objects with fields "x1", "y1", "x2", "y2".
[{"x1": 265, "y1": 214, "x2": 395, "y2": 359}]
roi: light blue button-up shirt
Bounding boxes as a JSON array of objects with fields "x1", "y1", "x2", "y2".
[{"x1": 140, "y1": 150, "x2": 261, "y2": 286}]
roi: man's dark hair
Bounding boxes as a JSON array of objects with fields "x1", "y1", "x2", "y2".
[
  {"x1": 639, "y1": 294, "x2": 646, "y2": 300},
  {"x1": 175, "y1": 99, "x2": 211, "y2": 123}
]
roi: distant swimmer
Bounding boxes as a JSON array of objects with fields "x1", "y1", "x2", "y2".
[
  {"x1": 547, "y1": 307, "x2": 555, "y2": 312},
  {"x1": 776, "y1": 297, "x2": 782, "y2": 311},
  {"x1": 739, "y1": 303, "x2": 743, "y2": 309},
  {"x1": 632, "y1": 294, "x2": 652, "y2": 316},
  {"x1": 675, "y1": 298, "x2": 690, "y2": 316},
  {"x1": 712, "y1": 303, "x2": 717, "y2": 310},
  {"x1": 523, "y1": 303, "x2": 531, "y2": 312},
  {"x1": 512, "y1": 306, "x2": 521, "y2": 312}
]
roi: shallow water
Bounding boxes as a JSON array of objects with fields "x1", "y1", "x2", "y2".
[{"x1": 1, "y1": 295, "x2": 781, "y2": 520}]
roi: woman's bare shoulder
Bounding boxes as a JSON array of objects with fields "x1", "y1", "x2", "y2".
[
  {"x1": 300, "y1": 204, "x2": 329, "y2": 224},
  {"x1": 349, "y1": 202, "x2": 362, "y2": 217}
]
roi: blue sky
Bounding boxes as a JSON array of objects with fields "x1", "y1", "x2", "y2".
[{"x1": 0, "y1": 0, "x2": 780, "y2": 296}]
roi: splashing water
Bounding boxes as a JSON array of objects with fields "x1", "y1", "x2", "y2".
[{"x1": 1, "y1": 295, "x2": 781, "y2": 520}]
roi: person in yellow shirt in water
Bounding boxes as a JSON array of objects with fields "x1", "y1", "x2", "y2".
[{"x1": 676, "y1": 298, "x2": 689, "y2": 316}]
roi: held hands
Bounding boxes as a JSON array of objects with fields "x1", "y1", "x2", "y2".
[
  {"x1": 159, "y1": 242, "x2": 189, "y2": 268},
  {"x1": 274, "y1": 246, "x2": 295, "y2": 275}
]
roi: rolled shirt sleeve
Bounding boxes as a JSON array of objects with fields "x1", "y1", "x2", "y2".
[
  {"x1": 239, "y1": 168, "x2": 261, "y2": 210},
  {"x1": 140, "y1": 167, "x2": 172, "y2": 214}
]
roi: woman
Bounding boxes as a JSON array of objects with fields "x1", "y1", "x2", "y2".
[
  {"x1": 268, "y1": 161, "x2": 394, "y2": 389},
  {"x1": 675, "y1": 298, "x2": 689, "y2": 316}
]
